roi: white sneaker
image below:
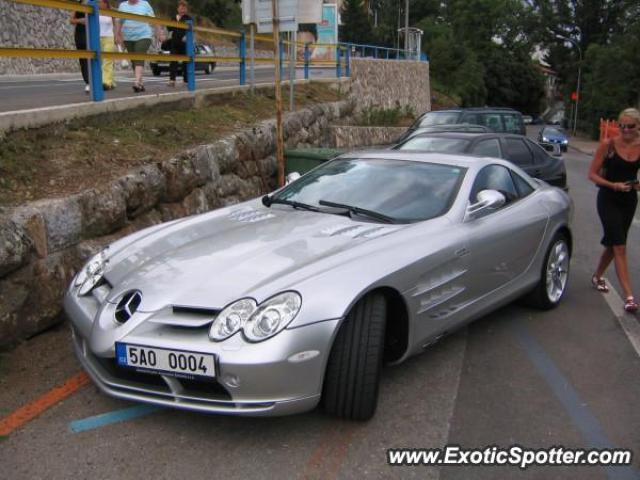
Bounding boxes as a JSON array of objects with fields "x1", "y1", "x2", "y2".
[{"x1": 84, "y1": 85, "x2": 90, "y2": 94}]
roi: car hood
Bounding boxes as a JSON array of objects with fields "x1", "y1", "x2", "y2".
[{"x1": 103, "y1": 202, "x2": 407, "y2": 311}]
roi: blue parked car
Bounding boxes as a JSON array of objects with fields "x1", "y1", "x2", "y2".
[{"x1": 538, "y1": 126, "x2": 569, "y2": 152}]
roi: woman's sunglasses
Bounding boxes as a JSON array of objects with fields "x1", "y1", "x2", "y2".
[{"x1": 619, "y1": 123, "x2": 637, "y2": 130}]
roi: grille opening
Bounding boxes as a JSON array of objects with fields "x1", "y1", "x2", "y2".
[{"x1": 172, "y1": 306, "x2": 220, "y2": 316}]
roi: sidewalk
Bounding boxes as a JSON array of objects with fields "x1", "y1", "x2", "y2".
[{"x1": 569, "y1": 133, "x2": 600, "y2": 157}]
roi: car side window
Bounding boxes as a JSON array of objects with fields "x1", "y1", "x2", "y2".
[
  {"x1": 511, "y1": 171, "x2": 534, "y2": 197},
  {"x1": 470, "y1": 139, "x2": 502, "y2": 158},
  {"x1": 504, "y1": 138, "x2": 534, "y2": 166},
  {"x1": 502, "y1": 114, "x2": 522, "y2": 134},
  {"x1": 462, "y1": 113, "x2": 479, "y2": 125},
  {"x1": 470, "y1": 165, "x2": 519, "y2": 205},
  {"x1": 525, "y1": 138, "x2": 550, "y2": 165},
  {"x1": 480, "y1": 114, "x2": 503, "y2": 132}
]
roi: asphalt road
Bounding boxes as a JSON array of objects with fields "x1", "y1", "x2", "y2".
[
  {"x1": 0, "y1": 66, "x2": 336, "y2": 113},
  {"x1": 1, "y1": 133, "x2": 639, "y2": 480}
]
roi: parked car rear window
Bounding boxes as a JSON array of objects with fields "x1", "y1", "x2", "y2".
[
  {"x1": 481, "y1": 114, "x2": 503, "y2": 132},
  {"x1": 276, "y1": 159, "x2": 466, "y2": 223},
  {"x1": 417, "y1": 112, "x2": 461, "y2": 127},
  {"x1": 504, "y1": 138, "x2": 534, "y2": 166},
  {"x1": 470, "y1": 139, "x2": 501, "y2": 158},
  {"x1": 396, "y1": 137, "x2": 470, "y2": 153}
]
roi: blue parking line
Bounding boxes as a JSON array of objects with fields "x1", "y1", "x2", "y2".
[
  {"x1": 70, "y1": 405, "x2": 164, "y2": 433},
  {"x1": 511, "y1": 319, "x2": 639, "y2": 480}
]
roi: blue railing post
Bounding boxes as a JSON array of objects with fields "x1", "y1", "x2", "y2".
[
  {"x1": 386, "y1": 48, "x2": 389, "y2": 60},
  {"x1": 336, "y1": 46, "x2": 341, "y2": 77},
  {"x1": 239, "y1": 30, "x2": 246, "y2": 85},
  {"x1": 279, "y1": 37, "x2": 284, "y2": 77},
  {"x1": 186, "y1": 20, "x2": 195, "y2": 91},
  {"x1": 345, "y1": 46, "x2": 350, "y2": 77},
  {"x1": 304, "y1": 43, "x2": 310, "y2": 80},
  {"x1": 86, "y1": 0, "x2": 103, "y2": 101},
  {"x1": 374, "y1": 47, "x2": 378, "y2": 58}
]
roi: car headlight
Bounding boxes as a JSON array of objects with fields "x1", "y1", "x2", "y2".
[
  {"x1": 75, "y1": 249, "x2": 108, "y2": 295},
  {"x1": 542, "y1": 136, "x2": 549, "y2": 142},
  {"x1": 209, "y1": 298, "x2": 257, "y2": 342},
  {"x1": 562, "y1": 139, "x2": 568, "y2": 144},
  {"x1": 243, "y1": 291, "x2": 302, "y2": 342}
]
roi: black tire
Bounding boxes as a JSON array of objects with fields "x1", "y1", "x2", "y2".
[
  {"x1": 203, "y1": 63, "x2": 212, "y2": 74},
  {"x1": 151, "y1": 66, "x2": 161, "y2": 77},
  {"x1": 523, "y1": 233, "x2": 570, "y2": 310},
  {"x1": 323, "y1": 293, "x2": 386, "y2": 421}
]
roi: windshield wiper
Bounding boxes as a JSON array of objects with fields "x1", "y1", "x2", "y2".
[
  {"x1": 318, "y1": 199, "x2": 397, "y2": 224},
  {"x1": 262, "y1": 195, "x2": 320, "y2": 212}
]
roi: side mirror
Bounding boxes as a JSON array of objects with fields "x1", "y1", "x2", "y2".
[
  {"x1": 538, "y1": 142, "x2": 562, "y2": 157},
  {"x1": 286, "y1": 172, "x2": 301, "y2": 184},
  {"x1": 466, "y1": 189, "x2": 506, "y2": 220}
]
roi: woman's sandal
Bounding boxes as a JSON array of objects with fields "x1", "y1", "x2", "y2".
[
  {"x1": 624, "y1": 297, "x2": 638, "y2": 313},
  {"x1": 591, "y1": 275, "x2": 609, "y2": 293}
]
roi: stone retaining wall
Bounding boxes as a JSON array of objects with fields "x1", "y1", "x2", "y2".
[
  {"x1": 348, "y1": 58, "x2": 431, "y2": 115},
  {"x1": 0, "y1": 99, "x2": 354, "y2": 347},
  {"x1": 327, "y1": 126, "x2": 407, "y2": 148}
]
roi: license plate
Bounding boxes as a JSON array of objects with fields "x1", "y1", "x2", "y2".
[{"x1": 115, "y1": 343, "x2": 215, "y2": 379}]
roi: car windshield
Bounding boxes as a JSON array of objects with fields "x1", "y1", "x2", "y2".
[
  {"x1": 417, "y1": 112, "x2": 461, "y2": 127},
  {"x1": 397, "y1": 137, "x2": 471, "y2": 153},
  {"x1": 544, "y1": 128, "x2": 564, "y2": 136},
  {"x1": 273, "y1": 158, "x2": 465, "y2": 223}
]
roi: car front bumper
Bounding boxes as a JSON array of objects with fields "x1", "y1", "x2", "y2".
[{"x1": 65, "y1": 289, "x2": 340, "y2": 417}]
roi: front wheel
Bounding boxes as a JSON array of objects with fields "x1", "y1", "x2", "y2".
[
  {"x1": 322, "y1": 293, "x2": 386, "y2": 421},
  {"x1": 203, "y1": 63, "x2": 212, "y2": 74},
  {"x1": 524, "y1": 233, "x2": 570, "y2": 309}
]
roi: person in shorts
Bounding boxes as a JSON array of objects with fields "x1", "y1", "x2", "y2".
[{"x1": 115, "y1": 0, "x2": 164, "y2": 92}]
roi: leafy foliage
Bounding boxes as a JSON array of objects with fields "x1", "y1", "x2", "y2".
[{"x1": 339, "y1": 0, "x2": 374, "y2": 45}]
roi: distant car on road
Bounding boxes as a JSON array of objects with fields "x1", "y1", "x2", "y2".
[
  {"x1": 150, "y1": 44, "x2": 217, "y2": 76},
  {"x1": 412, "y1": 107, "x2": 526, "y2": 135},
  {"x1": 394, "y1": 132, "x2": 567, "y2": 190},
  {"x1": 394, "y1": 123, "x2": 492, "y2": 145},
  {"x1": 538, "y1": 126, "x2": 569, "y2": 152},
  {"x1": 523, "y1": 115, "x2": 533, "y2": 125}
]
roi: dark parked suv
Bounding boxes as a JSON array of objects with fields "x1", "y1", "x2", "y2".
[{"x1": 411, "y1": 107, "x2": 526, "y2": 135}]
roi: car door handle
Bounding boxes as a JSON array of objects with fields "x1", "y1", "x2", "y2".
[{"x1": 455, "y1": 247, "x2": 469, "y2": 257}]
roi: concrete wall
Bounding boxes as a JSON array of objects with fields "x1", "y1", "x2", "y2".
[{"x1": 0, "y1": 100, "x2": 354, "y2": 347}]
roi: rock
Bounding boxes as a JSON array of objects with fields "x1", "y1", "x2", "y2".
[
  {"x1": 159, "y1": 150, "x2": 209, "y2": 203},
  {"x1": 182, "y1": 188, "x2": 209, "y2": 216},
  {"x1": 78, "y1": 182, "x2": 127, "y2": 237},
  {"x1": 208, "y1": 138, "x2": 239, "y2": 175},
  {"x1": 118, "y1": 164, "x2": 166, "y2": 219},
  {"x1": 0, "y1": 215, "x2": 32, "y2": 277},
  {"x1": 34, "y1": 196, "x2": 83, "y2": 252}
]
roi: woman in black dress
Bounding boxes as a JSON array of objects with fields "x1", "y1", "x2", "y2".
[{"x1": 589, "y1": 108, "x2": 640, "y2": 312}]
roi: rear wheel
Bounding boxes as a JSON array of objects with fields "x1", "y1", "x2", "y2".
[
  {"x1": 524, "y1": 233, "x2": 570, "y2": 309},
  {"x1": 203, "y1": 63, "x2": 212, "y2": 74},
  {"x1": 323, "y1": 293, "x2": 386, "y2": 421}
]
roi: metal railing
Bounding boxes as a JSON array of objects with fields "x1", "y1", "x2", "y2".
[{"x1": 1, "y1": 0, "x2": 424, "y2": 102}]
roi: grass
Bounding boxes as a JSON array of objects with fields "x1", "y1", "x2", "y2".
[
  {"x1": 354, "y1": 105, "x2": 416, "y2": 127},
  {"x1": 0, "y1": 83, "x2": 342, "y2": 205}
]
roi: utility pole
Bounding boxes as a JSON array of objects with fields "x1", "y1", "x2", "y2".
[
  {"x1": 272, "y1": 0, "x2": 285, "y2": 187},
  {"x1": 404, "y1": 0, "x2": 409, "y2": 56}
]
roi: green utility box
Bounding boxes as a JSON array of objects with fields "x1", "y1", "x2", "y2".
[{"x1": 284, "y1": 148, "x2": 344, "y2": 175}]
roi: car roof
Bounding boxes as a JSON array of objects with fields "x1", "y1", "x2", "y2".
[
  {"x1": 421, "y1": 107, "x2": 521, "y2": 114},
  {"x1": 404, "y1": 132, "x2": 523, "y2": 141},
  {"x1": 335, "y1": 150, "x2": 507, "y2": 169}
]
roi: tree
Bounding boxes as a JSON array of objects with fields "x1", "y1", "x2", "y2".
[{"x1": 339, "y1": 0, "x2": 374, "y2": 45}]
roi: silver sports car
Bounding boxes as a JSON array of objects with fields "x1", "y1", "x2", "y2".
[{"x1": 65, "y1": 152, "x2": 572, "y2": 420}]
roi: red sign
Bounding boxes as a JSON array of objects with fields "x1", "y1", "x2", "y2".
[{"x1": 571, "y1": 91, "x2": 579, "y2": 101}]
